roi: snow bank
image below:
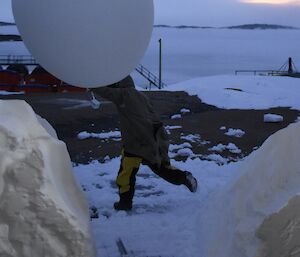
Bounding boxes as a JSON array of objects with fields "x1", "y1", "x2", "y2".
[
  {"x1": 263, "y1": 113, "x2": 283, "y2": 123},
  {"x1": 169, "y1": 75, "x2": 300, "y2": 110},
  {"x1": 0, "y1": 100, "x2": 95, "y2": 257},
  {"x1": 197, "y1": 123, "x2": 300, "y2": 257}
]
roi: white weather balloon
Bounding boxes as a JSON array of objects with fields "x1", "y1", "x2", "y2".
[{"x1": 12, "y1": 0, "x2": 154, "y2": 88}]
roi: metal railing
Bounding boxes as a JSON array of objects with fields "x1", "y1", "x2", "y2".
[
  {"x1": 0, "y1": 55, "x2": 38, "y2": 65},
  {"x1": 235, "y1": 58, "x2": 299, "y2": 77},
  {"x1": 235, "y1": 70, "x2": 290, "y2": 76},
  {"x1": 135, "y1": 64, "x2": 166, "y2": 89},
  {"x1": 0, "y1": 55, "x2": 167, "y2": 89}
]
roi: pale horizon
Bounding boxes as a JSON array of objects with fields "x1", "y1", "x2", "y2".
[{"x1": 1, "y1": 0, "x2": 300, "y2": 27}]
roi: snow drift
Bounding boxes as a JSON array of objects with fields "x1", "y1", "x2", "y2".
[
  {"x1": 0, "y1": 100, "x2": 95, "y2": 257},
  {"x1": 169, "y1": 75, "x2": 300, "y2": 110},
  {"x1": 197, "y1": 122, "x2": 300, "y2": 257}
]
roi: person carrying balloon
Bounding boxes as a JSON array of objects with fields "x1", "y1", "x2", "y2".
[{"x1": 93, "y1": 75, "x2": 198, "y2": 211}]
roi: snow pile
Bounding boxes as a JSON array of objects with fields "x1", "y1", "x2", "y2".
[
  {"x1": 176, "y1": 148, "x2": 195, "y2": 157},
  {"x1": 197, "y1": 123, "x2": 300, "y2": 257},
  {"x1": 169, "y1": 142, "x2": 192, "y2": 152},
  {"x1": 225, "y1": 128, "x2": 245, "y2": 137},
  {"x1": 0, "y1": 100, "x2": 95, "y2": 257},
  {"x1": 169, "y1": 75, "x2": 300, "y2": 110},
  {"x1": 78, "y1": 130, "x2": 121, "y2": 140},
  {"x1": 169, "y1": 143, "x2": 194, "y2": 158},
  {"x1": 209, "y1": 143, "x2": 241, "y2": 154},
  {"x1": 180, "y1": 134, "x2": 202, "y2": 143},
  {"x1": 226, "y1": 143, "x2": 242, "y2": 154},
  {"x1": 205, "y1": 154, "x2": 229, "y2": 165},
  {"x1": 263, "y1": 113, "x2": 283, "y2": 123}
]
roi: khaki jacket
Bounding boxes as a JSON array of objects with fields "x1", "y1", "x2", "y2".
[{"x1": 93, "y1": 77, "x2": 170, "y2": 167}]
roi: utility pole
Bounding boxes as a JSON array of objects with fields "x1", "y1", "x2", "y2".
[
  {"x1": 158, "y1": 38, "x2": 162, "y2": 89},
  {"x1": 288, "y1": 57, "x2": 293, "y2": 74}
]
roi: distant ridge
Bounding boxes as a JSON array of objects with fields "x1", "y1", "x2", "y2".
[
  {"x1": 0, "y1": 21, "x2": 15, "y2": 26},
  {"x1": 154, "y1": 24, "x2": 299, "y2": 30},
  {"x1": 0, "y1": 35, "x2": 22, "y2": 42},
  {"x1": 154, "y1": 25, "x2": 214, "y2": 29},
  {"x1": 224, "y1": 24, "x2": 299, "y2": 30}
]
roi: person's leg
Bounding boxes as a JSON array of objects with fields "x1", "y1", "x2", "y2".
[
  {"x1": 148, "y1": 163, "x2": 198, "y2": 192},
  {"x1": 115, "y1": 153, "x2": 142, "y2": 210}
]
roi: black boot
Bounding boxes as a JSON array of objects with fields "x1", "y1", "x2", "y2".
[
  {"x1": 184, "y1": 171, "x2": 198, "y2": 193},
  {"x1": 114, "y1": 201, "x2": 132, "y2": 211},
  {"x1": 114, "y1": 192, "x2": 133, "y2": 211}
]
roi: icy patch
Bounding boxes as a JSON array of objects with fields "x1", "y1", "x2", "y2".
[
  {"x1": 171, "y1": 114, "x2": 182, "y2": 119},
  {"x1": 180, "y1": 108, "x2": 191, "y2": 114},
  {"x1": 181, "y1": 134, "x2": 200, "y2": 142},
  {"x1": 0, "y1": 100, "x2": 95, "y2": 257},
  {"x1": 165, "y1": 125, "x2": 182, "y2": 134},
  {"x1": 263, "y1": 114, "x2": 283, "y2": 123},
  {"x1": 165, "y1": 125, "x2": 182, "y2": 130},
  {"x1": 78, "y1": 131, "x2": 121, "y2": 140},
  {"x1": 225, "y1": 128, "x2": 245, "y2": 138}
]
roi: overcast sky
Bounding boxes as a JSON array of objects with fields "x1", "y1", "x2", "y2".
[{"x1": 1, "y1": 0, "x2": 300, "y2": 27}]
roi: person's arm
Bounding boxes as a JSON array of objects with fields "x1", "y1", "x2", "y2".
[
  {"x1": 92, "y1": 75, "x2": 134, "y2": 104},
  {"x1": 92, "y1": 87, "x2": 125, "y2": 105}
]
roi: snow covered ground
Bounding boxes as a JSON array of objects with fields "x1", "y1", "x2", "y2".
[
  {"x1": 169, "y1": 75, "x2": 300, "y2": 110},
  {"x1": 73, "y1": 157, "x2": 238, "y2": 257}
]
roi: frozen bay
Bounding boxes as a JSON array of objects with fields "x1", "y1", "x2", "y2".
[{"x1": 1, "y1": 26, "x2": 300, "y2": 86}]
